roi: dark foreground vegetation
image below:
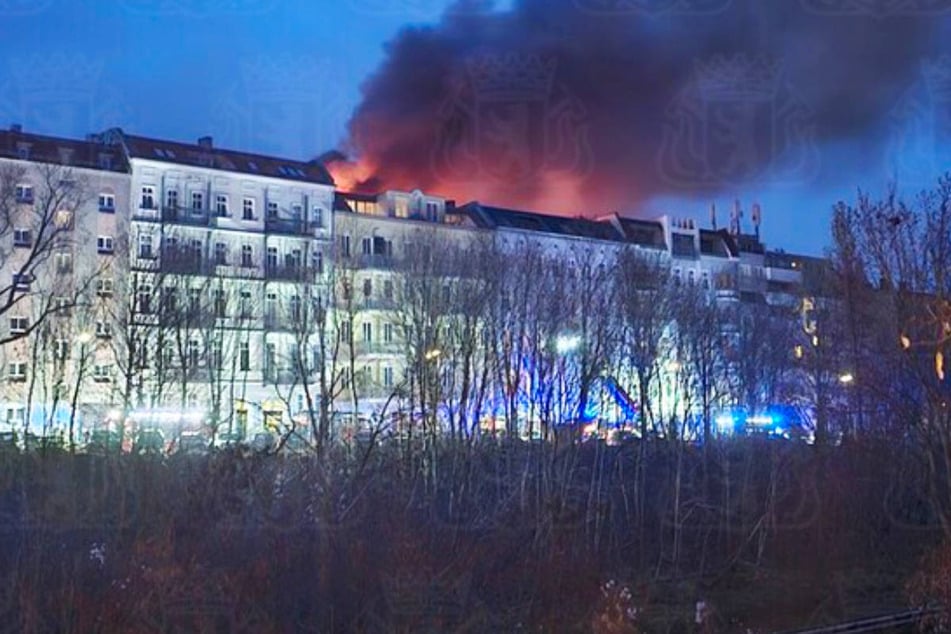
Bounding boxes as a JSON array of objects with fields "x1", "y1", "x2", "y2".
[{"x1": 1, "y1": 436, "x2": 948, "y2": 633}]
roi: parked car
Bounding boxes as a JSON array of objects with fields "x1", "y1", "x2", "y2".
[
  {"x1": 177, "y1": 432, "x2": 210, "y2": 455},
  {"x1": 86, "y1": 430, "x2": 122, "y2": 454},
  {"x1": 133, "y1": 429, "x2": 165, "y2": 455}
]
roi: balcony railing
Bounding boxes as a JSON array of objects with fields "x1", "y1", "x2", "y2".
[
  {"x1": 162, "y1": 206, "x2": 210, "y2": 227},
  {"x1": 353, "y1": 341, "x2": 402, "y2": 356},
  {"x1": 264, "y1": 217, "x2": 312, "y2": 236},
  {"x1": 265, "y1": 264, "x2": 311, "y2": 282},
  {"x1": 159, "y1": 250, "x2": 212, "y2": 275}
]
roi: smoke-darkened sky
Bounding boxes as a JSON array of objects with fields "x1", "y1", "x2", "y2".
[{"x1": 2, "y1": 0, "x2": 951, "y2": 254}]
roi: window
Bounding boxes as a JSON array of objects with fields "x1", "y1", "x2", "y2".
[
  {"x1": 312, "y1": 207, "x2": 324, "y2": 228},
  {"x1": 265, "y1": 291, "x2": 277, "y2": 323},
  {"x1": 191, "y1": 191, "x2": 204, "y2": 211},
  {"x1": 55, "y1": 209, "x2": 73, "y2": 229},
  {"x1": 362, "y1": 322, "x2": 372, "y2": 343},
  {"x1": 215, "y1": 194, "x2": 229, "y2": 217},
  {"x1": 291, "y1": 203, "x2": 303, "y2": 219},
  {"x1": 166, "y1": 189, "x2": 179, "y2": 209},
  {"x1": 188, "y1": 288, "x2": 201, "y2": 314},
  {"x1": 267, "y1": 201, "x2": 278, "y2": 218},
  {"x1": 312, "y1": 250, "x2": 323, "y2": 275},
  {"x1": 136, "y1": 340, "x2": 149, "y2": 369},
  {"x1": 141, "y1": 185, "x2": 156, "y2": 209},
  {"x1": 242, "y1": 197, "x2": 255, "y2": 220},
  {"x1": 137, "y1": 284, "x2": 152, "y2": 314},
  {"x1": 96, "y1": 321, "x2": 112, "y2": 339},
  {"x1": 54, "y1": 296, "x2": 70, "y2": 315},
  {"x1": 363, "y1": 279, "x2": 372, "y2": 298},
  {"x1": 15, "y1": 184, "x2": 33, "y2": 203},
  {"x1": 340, "y1": 320, "x2": 351, "y2": 340},
  {"x1": 361, "y1": 237, "x2": 372, "y2": 256},
  {"x1": 188, "y1": 339, "x2": 200, "y2": 367},
  {"x1": 383, "y1": 280, "x2": 394, "y2": 301},
  {"x1": 340, "y1": 234, "x2": 351, "y2": 258},
  {"x1": 384, "y1": 322, "x2": 394, "y2": 343},
  {"x1": 13, "y1": 228, "x2": 31, "y2": 247},
  {"x1": 341, "y1": 367, "x2": 351, "y2": 390},
  {"x1": 289, "y1": 295, "x2": 301, "y2": 321},
  {"x1": 214, "y1": 289, "x2": 227, "y2": 317},
  {"x1": 425, "y1": 201, "x2": 438, "y2": 220},
  {"x1": 239, "y1": 290, "x2": 252, "y2": 318},
  {"x1": 93, "y1": 365, "x2": 112, "y2": 383},
  {"x1": 214, "y1": 242, "x2": 227, "y2": 265},
  {"x1": 266, "y1": 247, "x2": 278, "y2": 270},
  {"x1": 98, "y1": 193, "x2": 115, "y2": 212},
  {"x1": 189, "y1": 238, "x2": 202, "y2": 261},
  {"x1": 54, "y1": 339, "x2": 69, "y2": 361},
  {"x1": 264, "y1": 343, "x2": 276, "y2": 376},
  {"x1": 98, "y1": 153, "x2": 113, "y2": 170},
  {"x1": 6, "y1": 407, "x2": 24, "y2": 425},
  {"x1": 97, "y1": 236, "x2": 114, "y2": 254},
  {"x1": 239, "y1": 341, "x2": 250, "y2": 371},
  {"x1": 13, "y1": 274, "x2": 31, "y2": 292},
  {"x1": 96, "y1": 278, "x2": 114, "y2": 297},
  {"x1": 383, "y1": 366, "x2": 394, "y2": 388},
  {"x1": 8, "y1": 362, "x2": 26, "y2": 382},
  {"x1": 162, "y1": 286, "x2": 177, "y2": 313},
  {"x1": 55, "y1": 251, "x2": 72, "y2": 274},
  {"x1": 9, "y1": 316, "x2": 27, "y2": 335},
  {"x1": 241, "y1": 244, "x2": 253, "y2": 268},
  {"x1": 15, "y1": 144, "x2": 29, "y2": 160},
  {"x1": 210, "y1": 339, "x2": 223, "y2": 369},
  {"x1": 138, "y1": 234, "x2": 154, "y2": 259}
]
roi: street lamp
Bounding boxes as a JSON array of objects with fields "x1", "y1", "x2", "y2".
[{"x1": 839, "y1": 372, "x2": 855, "y2": 385}]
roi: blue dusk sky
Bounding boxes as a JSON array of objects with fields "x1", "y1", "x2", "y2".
[{"x1": 1, "y1": 0, "x2": 949, "y2": 256}]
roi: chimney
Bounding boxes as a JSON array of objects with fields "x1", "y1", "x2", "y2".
[
  {"x1": 197, "y1": 136, "x2": 213, "y2": 149},
  {"x1": 710, "y1": 202, "x2": 717, "y2": 230},
  {"x1": 10, "y1": 123, "x2": 21, "y2": 133}
]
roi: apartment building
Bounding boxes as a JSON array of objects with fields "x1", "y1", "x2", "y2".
[{"x1": 0, "y1": 124, "x2": 821, "y2": 444}]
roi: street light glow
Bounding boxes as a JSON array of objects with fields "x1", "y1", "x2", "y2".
[
  {"x1": 555, "y1": 335, "x2": 581, "y2": 355},
  {"x1": 839, "y1": 373, "x2": 855, "y2": 385}
]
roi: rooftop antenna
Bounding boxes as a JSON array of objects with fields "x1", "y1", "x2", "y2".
[
  {"x1": 752, "y1": 203, "x2": 762, "y2": 240},
  {"x1": 710, "y1": 202, "x2": 717, "y2": 230}
]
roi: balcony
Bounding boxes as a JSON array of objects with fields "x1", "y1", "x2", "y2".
[
  {"x1": 265, "y1": 264, "x2": 311, "y2": 282},
  {"x1": 265, "y1": 217, "x2": 310, "y2": 236},
  {"x1": 353, "y1": 341, "x2": 402, "y2": 356},
  {"x1": 159, "y1": 250, "x2": 212, "y2": 276},
  {"x1": 162, "y1": 206, "x2": 210, "y2": 227}
]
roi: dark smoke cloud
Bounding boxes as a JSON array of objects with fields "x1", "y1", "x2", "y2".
[{"x1": 331, "y1": 0, "x2": 945, "y2": 216}]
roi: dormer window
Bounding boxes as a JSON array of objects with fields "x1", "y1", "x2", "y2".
[{"x1": 15, "y1": 143, "x2": 30, "y2": 160}]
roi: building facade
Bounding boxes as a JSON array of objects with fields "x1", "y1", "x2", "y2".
[{"x1": 0, "y1": 125, "x2": 823, "y2": 445}]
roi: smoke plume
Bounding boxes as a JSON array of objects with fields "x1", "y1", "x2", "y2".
[{"x1": 328, "y1": 0, "x2": 943, "y2": 216}]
